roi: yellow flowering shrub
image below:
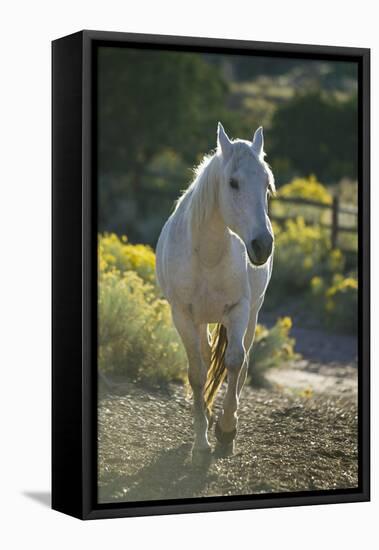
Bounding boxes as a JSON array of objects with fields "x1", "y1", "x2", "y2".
[
  {"x1": 269, "y1": 216, "x2": 357, "y2": 333},
  {"x1": 249, "y1": 317, "x2": 298, "y2": 388},
  {"x1": 99, "y1": 233, "x2": 156, "y2": 284},
  {"x1": 98, "y1": 268, "x2": 187, "y2": 385},
  {"x1": 272, "y1": 176, "x2": 332, "y2": 225},
  {"x1": 271, "y1": 217, "x2": 344, "y2": 293},
  {"x1": 325, "y1": 275, "x2": 358, "y2": 332},
  {"x1": 310, "y1": 274, "x2": 358, "y2": 333},
  {"x1": 276, "y1": 175, "x2": 332, "y2": 204}
]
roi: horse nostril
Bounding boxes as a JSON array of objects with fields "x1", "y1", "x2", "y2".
[
  {"x1": 251, "y1": 239, "x2": 261, "y2": 253},
  {"x1": 251, "y1": 235, "x2": 273, "y2": 263}
]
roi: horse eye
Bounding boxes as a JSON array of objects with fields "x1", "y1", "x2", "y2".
[{"x1": 229, "y1": 178, "x2": 239, "y2": 190}]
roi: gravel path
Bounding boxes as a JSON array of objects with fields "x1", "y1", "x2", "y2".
[{"x1": 98, "y1": 363, "x2": 358, "y2": 503}]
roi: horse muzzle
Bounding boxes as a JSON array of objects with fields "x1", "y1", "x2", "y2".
[{"x1": 247, "y1": 233, "x2": 274, "y2": 266}]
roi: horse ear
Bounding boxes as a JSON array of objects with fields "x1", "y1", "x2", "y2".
[
  {"x1": 252, "y1": 126, "x2": 264, "y2": 157},
  {"x1": 217, "y1": 122, "x2": 233, "y2": 160}
]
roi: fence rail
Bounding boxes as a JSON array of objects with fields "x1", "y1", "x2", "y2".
[{"x1": 272, "y1": 196, "x2": 358, "y2": 216}]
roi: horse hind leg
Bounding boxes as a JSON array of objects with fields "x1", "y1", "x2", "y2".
[
  {"x1": 172, "y1": 310, "x2": 211, "y2": 465},
  {"x1": 200, "y1": 325, "x2": 214, "y2": 428},
  {"x1": 215, "y1": 301, "x2": 250, "y2": 457}
]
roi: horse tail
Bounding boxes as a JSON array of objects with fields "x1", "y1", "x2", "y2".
[{"x1": 204, "y1": 324, "x2": 228, "y2": 416}]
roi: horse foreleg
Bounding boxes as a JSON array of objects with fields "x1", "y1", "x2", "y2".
[
  {"x1": 237, "y1": 312, "x2": 258, "y2": 397},
  {"x1": 172, "y1": 309, "x2": 211, "y2": 462},
  {"x1": 216, "y1": 300, "x2": 250, "y2": 455}
]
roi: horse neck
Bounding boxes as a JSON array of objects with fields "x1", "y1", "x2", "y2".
[{"x1": 191, "y1": 185, "x2": 230, "y2": 268}]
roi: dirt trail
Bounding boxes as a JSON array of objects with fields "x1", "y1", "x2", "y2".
[{"x1": 98, "y1": 361, "x2": 358, "y2": 503}]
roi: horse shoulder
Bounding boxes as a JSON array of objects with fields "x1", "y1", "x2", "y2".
[
  {"x1": 156, "y1": 212, "x2": 194, "y2": 302},
  {"x1": 155, "y1": 217, "x2": 171, "y2": 296}
]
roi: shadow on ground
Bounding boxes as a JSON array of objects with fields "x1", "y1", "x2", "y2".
[
  {"x1": 99, "y1": 443, "x2": 216, "y2": 503},
  {"x1": 23, "y1": 491, "x2": 51, "y2": 507}
]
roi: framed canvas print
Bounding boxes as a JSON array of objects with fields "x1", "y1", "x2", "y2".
[{"x1": 52, "y1": 30, "x2": 370, "y2": 520}]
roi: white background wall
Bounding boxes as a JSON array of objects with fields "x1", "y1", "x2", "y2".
[{"x1": 0, "y1": 1, "x2": 376, "y2": 548}]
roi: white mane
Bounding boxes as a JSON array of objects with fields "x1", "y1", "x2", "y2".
[{"x1": 174, "y1": 151, "x2": 221, "y2": 231}]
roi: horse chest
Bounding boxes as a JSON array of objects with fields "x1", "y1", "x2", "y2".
[{"x1": 188, "y1": 272, "x2": 243, "y2": 324}]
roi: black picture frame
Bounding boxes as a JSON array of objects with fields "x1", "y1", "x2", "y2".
[{"x1": 52, "y1": 30, "x2": 370, "y2": 520}]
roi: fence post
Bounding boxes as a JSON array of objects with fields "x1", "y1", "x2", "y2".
[{"x1": 331, "y1": 195, "x2": 339, "y2": 249}]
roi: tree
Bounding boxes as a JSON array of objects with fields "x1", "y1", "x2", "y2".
[
  {"x1": 269, "y1": 91, "x2": 358, "y2": 184},
  {"x1": 98, "y1": 47, "x2": 228, "y2": 188}
]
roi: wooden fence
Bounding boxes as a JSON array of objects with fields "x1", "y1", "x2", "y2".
[{"x1": 269, "y1": 196, "x2": 358, "y2": 251}]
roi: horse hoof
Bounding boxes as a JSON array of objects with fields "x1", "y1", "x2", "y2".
[
  {"x1": 191, "y1": 446, "x2": 212, "y2": 467},
  {"x1": 214, "y1": 440, "x2": 235, "y2": 458},
  {"x1": 214, "y1": 421, "x2": 237, "y2": 457}
]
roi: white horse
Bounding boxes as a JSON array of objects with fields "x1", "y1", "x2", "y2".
[{"x1": 156, "y1": 123, "x2": 275, "y2": 463}]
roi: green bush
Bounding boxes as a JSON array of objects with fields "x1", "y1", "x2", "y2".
[
  {"x1": 265, "y1": 176, "x2": 358, "y2": 334},
  {"x1": 99, "y1": 268, "x2": 187, "y2": 387},
  {"x1": 311, "y1": 274, "x2": 358, "y2": 333},
  {"x1": 277, "y1": 175, "x2": 332, "y2": 204},
  {"x1": 270, "y1": 216, "x2": 344, "y2": 297},
  {"x1": 249, "y1": 317, "x2": 298, "y2": 388},
  {"x1": 98, "y1": 234, "x2": 185, "y2": 387},
  {"x1": 99, "y1": 233, "x2": 156, "y2": 284},
  {"x1": 272, "y1": 175, "x2": 332, "y2": 226}
]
